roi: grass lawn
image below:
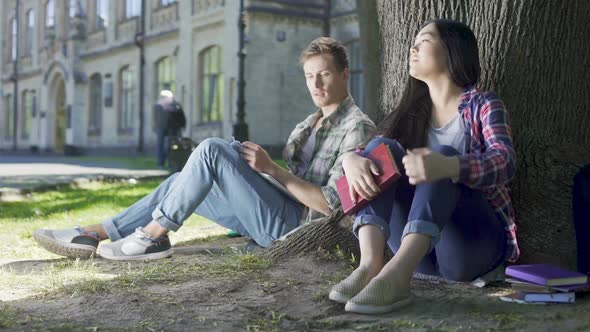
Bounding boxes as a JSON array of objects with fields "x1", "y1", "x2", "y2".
[
  {"x1": 0, "y1": 180, "x2": 269, "y2": 325},
  {"x1": 0, "y1": 179, "x2": 229, "y2": 261},
  {"x1": 67, "y1": 156, "x2": 159, "y2": 169},
  {"x1": 2, "y1": 180, "x2": 590, "y2": 331},
  {"x1": 60, "y1": 156, "x2": 288, "y2": 171}
]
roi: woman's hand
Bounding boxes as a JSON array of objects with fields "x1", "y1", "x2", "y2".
[
  {"x1": 342, "y1": 152, "x2": 382, "y2": 202},
  {"x1": 402, "y1": 148, "x2": 459, "y2": 185}
]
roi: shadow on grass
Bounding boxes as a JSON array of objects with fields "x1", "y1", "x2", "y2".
[{"x1": 0, "y1": 181, "x2": 162, "y2": 220}]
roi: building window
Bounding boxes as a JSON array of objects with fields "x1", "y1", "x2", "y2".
[
  {"x1": 199, "y1": 46, "x2": 223, "y2": 123},
  {"x1": 155, "y1": 56, "x2": 175, "y2": 97},
  {"x1": 69, "y1": 0, "x2": 78, "y2": 18},
  {"x1": 10, "y1": 18, "x2": 17, "y2": 61},
  {"x1": 119, "y1": 66, "x2": 134, "y2": 132},
  {"x1": 96, "y1": 0, "x2": 109, "y2": 28},
  {"x1": 345, "y1": 40, "x2": 364, "y2": 110},
  {"x1": 21, "y1": 91, "x2": 33, "y2": 139},
  {"x1": 88, "y1": 74, "x2": 103, "y2": 136},
  {"x1": 125, "y1": 0, "x2": 141, "y2": 18},
  {"x1": 161, "y1": 0, "x2": 176, "y2": 6},
  {"x1": 46, "y1": 0, "x2": 55, "y2": 28},
  {"x1": 26, "y1": 10, "x2": 34, "y2": 56},
  {"x1": 4, "y1": 95, "x2": 14, "y2": 140}
]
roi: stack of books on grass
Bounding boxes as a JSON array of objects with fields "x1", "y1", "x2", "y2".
[{"x1": 500, "y1": 264, "x2": 590, "y2": 304}]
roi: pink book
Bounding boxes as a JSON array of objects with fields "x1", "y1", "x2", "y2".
[
  {"x1": 336, "y1": 143, "x2": 401, "y2": 215},
  {"x1": 505, "y1": 264, "x2": 588, "y2": 287}
]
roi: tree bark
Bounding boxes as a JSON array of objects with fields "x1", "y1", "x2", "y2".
[{"x1": 263, "y1": 209, "x2": 360, "y2": 262}]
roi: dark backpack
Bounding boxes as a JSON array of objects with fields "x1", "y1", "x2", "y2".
[{"x1": 166, "y1": 102, "x2": 186, "y2": 132}]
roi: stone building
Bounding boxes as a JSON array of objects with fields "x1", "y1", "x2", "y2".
[{"x1": 0, "y1": 0, "x2": 362, "y2": 155}]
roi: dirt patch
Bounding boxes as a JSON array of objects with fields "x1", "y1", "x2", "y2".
[{"x1": 2, "y1": 250, "x2": 590, "y2": 331}]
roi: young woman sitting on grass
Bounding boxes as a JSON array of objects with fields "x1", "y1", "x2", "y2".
[{"x1": 329, "y1": 19, "x2": 519, "y2": 314}]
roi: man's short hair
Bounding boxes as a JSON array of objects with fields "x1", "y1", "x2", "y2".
[{"x1": 299, "y1": 37, "x2": 349, "y2": 72}]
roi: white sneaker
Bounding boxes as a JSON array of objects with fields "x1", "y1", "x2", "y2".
[
  {"x1": 33, "y1": 227, "x2": 100, "y2": 259},
  {"x1": 99, "y1": 227, "x2": 173, "y2": 261}
]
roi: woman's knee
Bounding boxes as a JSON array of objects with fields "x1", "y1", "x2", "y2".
[{"x1": 364, "y1": 137, "x2": 405, "y2": 159}]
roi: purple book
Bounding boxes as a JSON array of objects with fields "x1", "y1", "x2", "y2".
[
  {"x1": 508, "y1": 277, "x2": 590, "y2": 292},
  {"x1": 552, "y1": 282, "x2": 590, "y2": 292},
  {"x1": 505, "y1": 264, "x2": 588, "y2": 286}
]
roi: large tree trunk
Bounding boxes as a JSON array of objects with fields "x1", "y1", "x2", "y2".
[{"x1": 269, "y1": 1, "x2": 590, "y2": 269}]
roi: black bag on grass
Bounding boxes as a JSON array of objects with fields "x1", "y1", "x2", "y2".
[{"x1": 167, "y1": 137, "x2": 197, "y2": 172}]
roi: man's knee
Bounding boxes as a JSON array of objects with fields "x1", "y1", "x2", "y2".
[{"x1": 193, "y1": 137, "x2": 229, "y2": 159}]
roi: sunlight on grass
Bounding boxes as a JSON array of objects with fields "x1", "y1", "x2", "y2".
[
  {"x1": 0, "y1": 251, "x2": 270, "y2": 300},
  {"x1": 0, "y1": 258, "x2": 116, "y2": 300},
  {"x1": 0, "y1": 180, "x2": 228, "y2": 260}
]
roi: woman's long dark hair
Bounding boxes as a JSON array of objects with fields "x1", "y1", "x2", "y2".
[{"x1": 377, "y1": 19, "x2": 481, "y2": 149}]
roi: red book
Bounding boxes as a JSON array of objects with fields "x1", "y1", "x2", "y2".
[
  {"x1": 336, "y1": 142, "x2": 401, "y2": 215},
  {"x1": 505, "y1": 264, "x2": 589, "y2": 287}
]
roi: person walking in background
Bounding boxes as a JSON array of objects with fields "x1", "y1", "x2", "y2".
[{"x1": 153, "y1": 90, "x2": 187, "y2": 168}]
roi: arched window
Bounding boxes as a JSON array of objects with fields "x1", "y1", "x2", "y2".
[
  {"x1": 96, "y1": 0, "x2": 109, "y2": 28},
  {"x1": 125, "y1": 0, "x2": 141, "y2": 18},
  {"x1": 119, "y1": 66, "x2": 134, "y2": 132},
  {"x1": 160, "y1": 0, "x2": 176, "y2": 6},
  {"x1": 199, "y1": 46, "x2": 223, "y2": 123},
  {"x1": 69, "y1": 0, "x2": 78, "y2": 18},
  {"x1": 155, "y1": 56, "x2": 175, "y2": 97},
  {"x1": 88, "y1": 74, "x2": 103, "y2": 136},
  {"x1": 10, "y1": 18, "x2": 17, "y2": 61},
  {"x1": 45, "y1": 0, "x2": 55, "y2": 28},
  {"x1": 21, "y1": 91, "x2": 33, "y2": 139},
  {"x1": 26, "y1": 10, "x2": 34, "y2": 56},
  {"x1": 3, "y1": 95, "x2": 14, "y2": 140}
]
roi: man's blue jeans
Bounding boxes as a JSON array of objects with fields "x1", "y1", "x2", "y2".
[
  {"x1": 103, "y1": 138, "x2": 304, "y2": 247},
  {"x1": 352, "y1": 137, "x2": 506, "y2": 282}
]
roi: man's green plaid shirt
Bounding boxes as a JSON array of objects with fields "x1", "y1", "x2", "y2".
[{"x1": 282, "y1": 96, "x2": 376, "y2": 224}]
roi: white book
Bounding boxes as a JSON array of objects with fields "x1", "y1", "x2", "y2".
[
  {"x1": 520, "y1": 291, "x2": 575, "y2": 303},
  {"x1": 500, "y1": 291, "x2": 575, "y2": 304}
]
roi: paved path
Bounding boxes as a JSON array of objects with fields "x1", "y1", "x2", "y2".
[{"x1": 0, "y1": 156, "x2": 170, "y2": 200}]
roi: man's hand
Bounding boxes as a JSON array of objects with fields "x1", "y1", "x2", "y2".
[
  {"x1": 240, "y1": 141, "x2": 275, "y2": 174},
  {"x1": 342, "y1": 152, "x2": 381, "y2": 202},
  {"x1": 402, "y1": 148, "x2": 459, "y2": 185}
]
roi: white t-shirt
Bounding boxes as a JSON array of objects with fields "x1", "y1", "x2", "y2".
[{"x1": 427, "y1": 113, "x2": 466, "y2": 154}]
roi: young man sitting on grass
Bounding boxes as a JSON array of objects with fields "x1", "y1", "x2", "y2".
[{"x1": 33, "y1": 37, "x2": 376, "y2": 260}]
